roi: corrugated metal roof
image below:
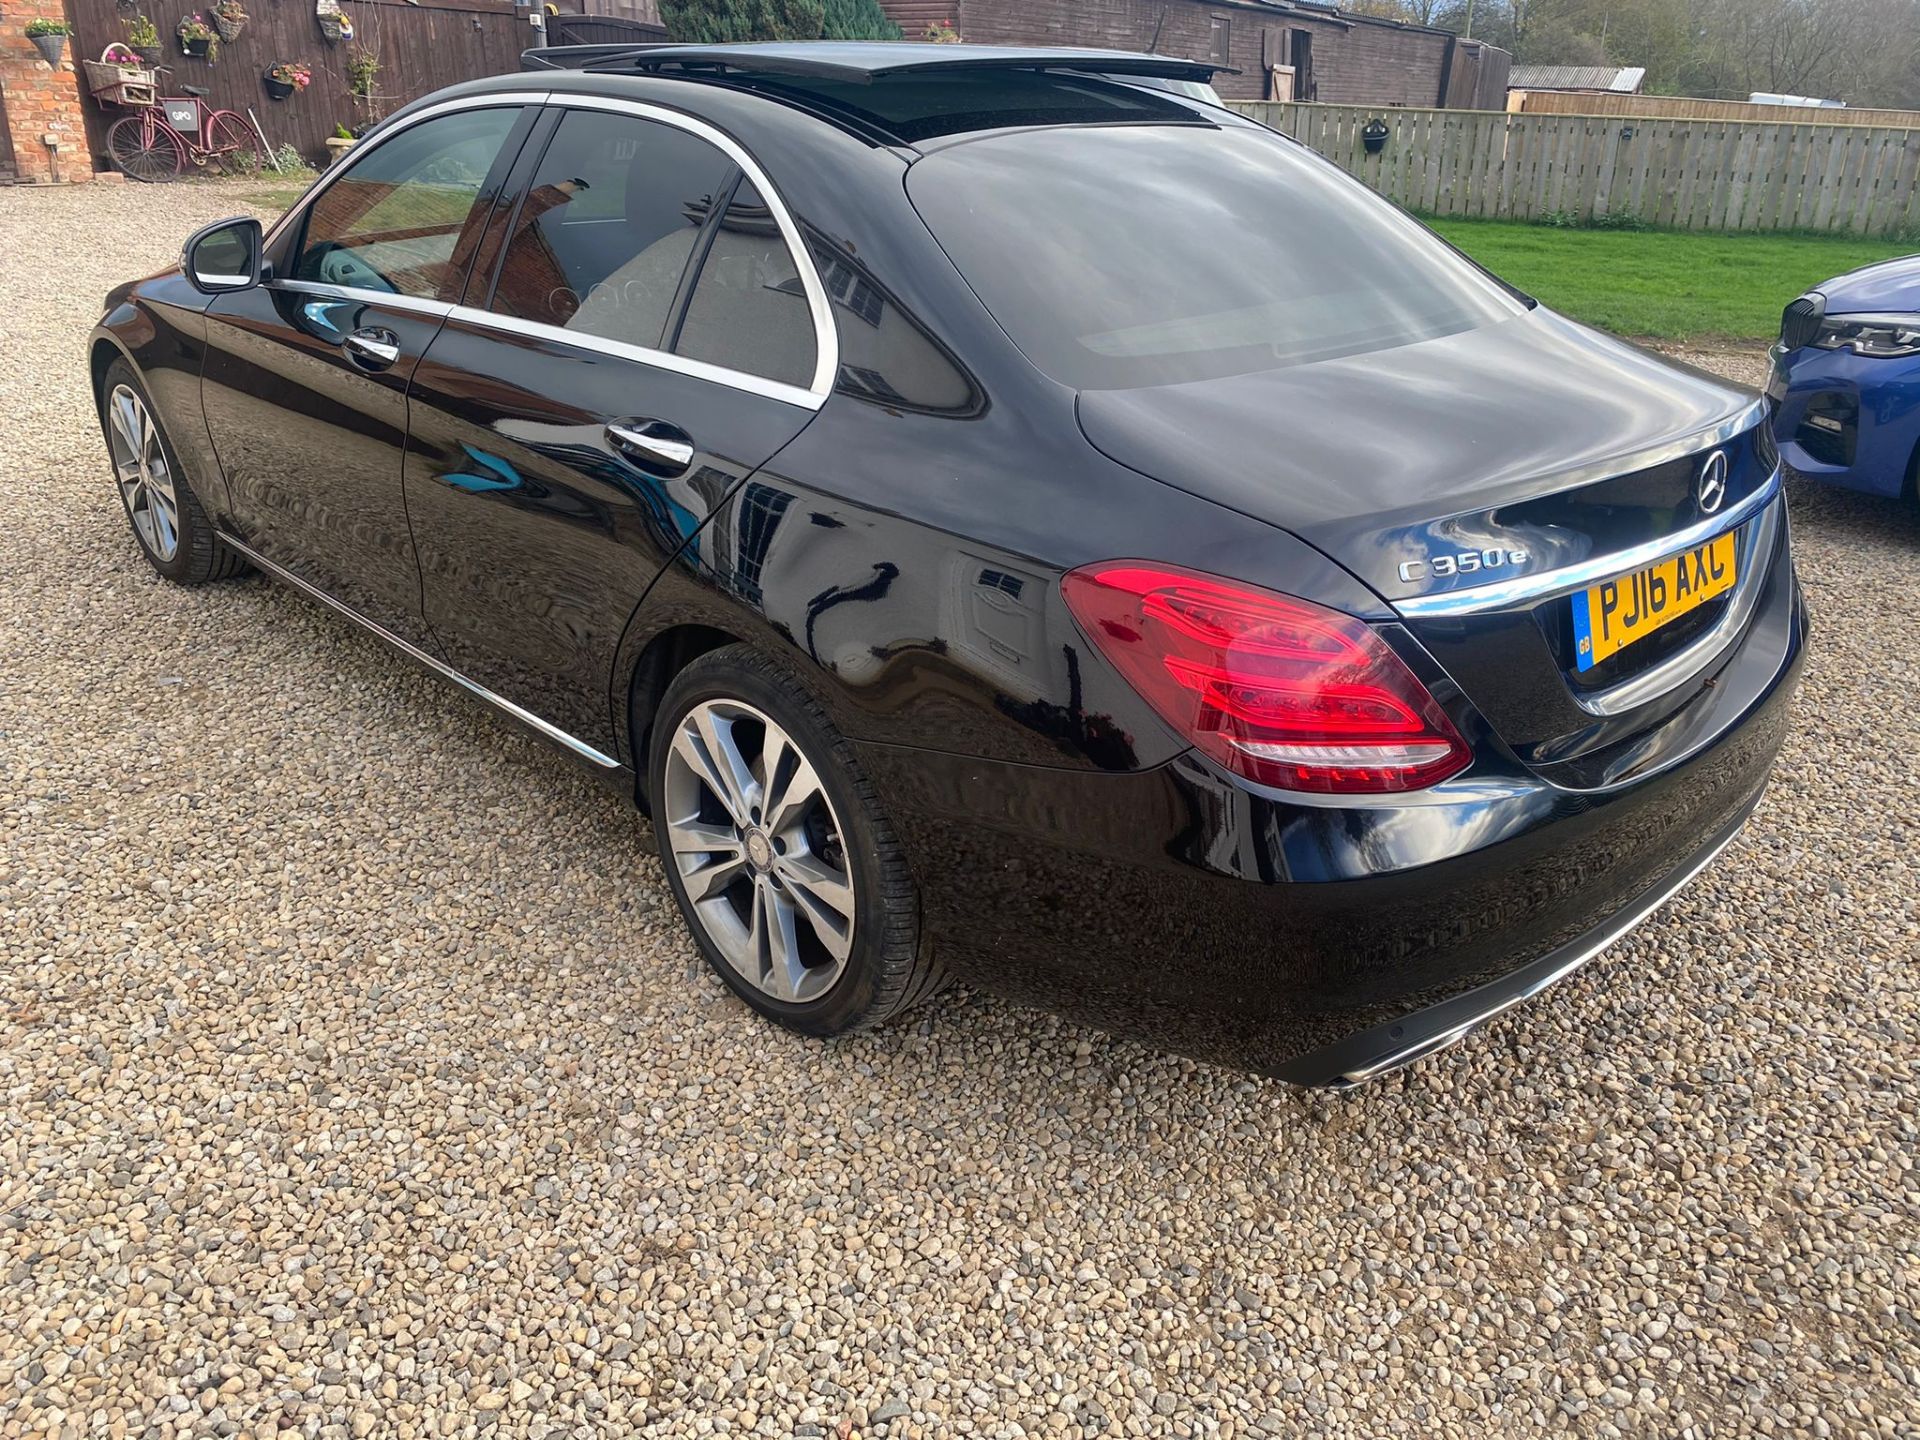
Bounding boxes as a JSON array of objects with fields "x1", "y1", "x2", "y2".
[{"x1": 1509, "y1": 64, "x2": 1645, "y2": 93}]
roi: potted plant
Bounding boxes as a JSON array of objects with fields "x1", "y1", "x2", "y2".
[
  {"x1": 209, "y1": 0, "x2": 247, "y2": 44},
  {"x1": 345, "y1": 44, "x2": 378, "y2": 104},
  {"x1": 124, "y1": 13, "x2": 164, "y2": 66},
  {"x1": 26, "y1": 18, "x2": 71, "y2": 67},
  {"x1": 323, "y1": 121, "x2": 357, "y2": 166},
  {"x1": 317, "y1": 6, "x2": 351, "y2": 43},
  {"x1": 923, "y1": 17, "x2": 962, "y2": 43},
  {"x1": 176, "y1": 13, "x2": 217, "y2": 60},
  {"x1": 263, "y1": 59, "x2": 310, "y2": 99}
]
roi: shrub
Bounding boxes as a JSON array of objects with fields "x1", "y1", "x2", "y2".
[
  {"x1": 659, "y1": 0, "x2": 828, "y2": 42},
  {"x1": 821, "y1": 0, "x2": 900, "y2": 39}
]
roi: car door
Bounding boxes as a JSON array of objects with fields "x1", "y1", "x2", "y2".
[
  {"x1": 199, "y1": 101, "x2": 536, "y2": 647},
  {"x1": 402, "y1": 98, "x2": 833, "y2": 753}
]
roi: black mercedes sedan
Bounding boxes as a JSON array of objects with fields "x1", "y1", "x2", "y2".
[{"x1": 89, "y1": 44, "x2": 1805, "y2": 1086}]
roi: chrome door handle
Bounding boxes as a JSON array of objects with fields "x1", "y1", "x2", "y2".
[
  {"x1": 606, "y1": 420, "x2": 695, "y2": 477},
  {"x1": 343, "y1": 328, "x2": 401, "y2": 370}
]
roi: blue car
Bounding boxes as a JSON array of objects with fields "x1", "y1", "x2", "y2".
[{"x1": 1771, "y1": 255, "x2": 1920, "y2": 504}]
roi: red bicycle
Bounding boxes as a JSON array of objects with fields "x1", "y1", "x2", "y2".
[{"x1": 106, "y1": 80, "x2": 261, "y2": 183}]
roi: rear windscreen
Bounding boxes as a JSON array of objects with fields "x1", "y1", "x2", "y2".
[{"x1": 908, "y1": 124, "x2": 1529, "y2": 390}]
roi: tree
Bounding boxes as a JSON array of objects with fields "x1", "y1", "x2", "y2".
[
  {"x1": 1451, "y1": 0, "x2": 1920, "y2": 106},
  {"x1": 659, "y1": 0, "x2": 901, "y2": 41},
  {"x1": 659, "y1": 0, "x2": 827, "y2": 42},
  {"x1": 821, "y1": 0, "x2": 902, "y2": 38}
]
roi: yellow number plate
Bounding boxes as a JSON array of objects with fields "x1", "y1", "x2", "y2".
[{"x1": 1573, "y1": 531, "x2": 1737, "y2": 670}]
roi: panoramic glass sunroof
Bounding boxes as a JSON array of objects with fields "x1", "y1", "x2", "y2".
[{"x1": 731, "y1": 70, "x2": 1201, "y2": 143}]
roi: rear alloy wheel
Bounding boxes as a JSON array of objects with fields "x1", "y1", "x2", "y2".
[
  {"x1": 98, "y1": 360, "x2": 247, "y2": 585},
  {"x1": 663, "y1": 697, "x2": 855, "y2": 1003},
  {"x1": 648, "y1": 647, "x2": 943, "y2": 1035}
]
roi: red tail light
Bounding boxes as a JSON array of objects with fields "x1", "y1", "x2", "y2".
[{"x1": 1062, "y1": 562, "x2": 1471, "y2": 794}]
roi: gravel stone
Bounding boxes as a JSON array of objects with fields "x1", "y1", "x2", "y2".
[{"x1": 1, "y1": 180, "x2": 1916, "y2": 1439}]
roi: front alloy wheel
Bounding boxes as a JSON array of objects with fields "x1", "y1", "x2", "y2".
[
  {"x1": 662, "y1": 697, "x2": 856, "y2": 1004},
  {"x1": 97, "y1": 358, "x2": 247, "y2": 585},
  {"x1": 106, "y1": 384, "x2": 181, "y2": 563}
]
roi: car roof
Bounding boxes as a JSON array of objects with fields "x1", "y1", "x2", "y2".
[
  {"x1": 533, "y1": 41, "x2": 1228, "y2": 86},
  {"x1": 496, "y1": 44, "x2": 1240, "y2": 150}
]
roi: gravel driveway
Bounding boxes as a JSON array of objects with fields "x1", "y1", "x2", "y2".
[{"x1": 2, "y1": 181, "x2": 1915, "y2": 1440}]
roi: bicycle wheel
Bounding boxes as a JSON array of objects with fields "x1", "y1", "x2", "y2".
[
  {"x1": 107, "y1": 111, "x2": 185, "y2": 183},
  {"x1": 203, "y1": 111, "x2": 262, "y2": 176}
]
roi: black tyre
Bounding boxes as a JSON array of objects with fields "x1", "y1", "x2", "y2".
[
  {"x1": 98, "y1": 360, "x2": 247, "y2": 585},
  {"x1": 647, "y1": 645, "x2": 944, "y2": 1036}
]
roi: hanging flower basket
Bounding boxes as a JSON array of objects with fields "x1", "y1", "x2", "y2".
[
  {"x1": 210, "y1": 0, "x2": 248, "y2": 44},
  {"x1": 27, "y1": 22, "x2": 71, "y2": 66},
  {"x1": 177, "y1": 15, "x2": 217, "y2": 60},
  {"x1": 123, "y1": 12, "x2": 165, "y2": 65},
  {"x1": 264, "y1": 60, "x2": 310, "y2": 99},
  {"x1": 318, "y1": 12, "x2": 352, "y2": 43}
]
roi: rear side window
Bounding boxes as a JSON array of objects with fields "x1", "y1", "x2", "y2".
[
  {"x1": 908, "y1": 125, "x2": 1528, "y2": 390},
  {"x1": 488, "y1": 109, "x2": 735, "y2": 351},
  {"x1": 672, "y1": 178, "x2": 816, "y2": 390},
  {"x1": 293, "y1": 107, "x2": 520, "y2": 300}
]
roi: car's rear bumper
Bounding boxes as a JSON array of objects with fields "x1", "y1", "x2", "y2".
[
  {"x1": 1267, "y1": 787, "x2": 1760, "y2": 1086},
  {"x1": 855, "y1": 559, "x2": 1806, "y2": 1084}
]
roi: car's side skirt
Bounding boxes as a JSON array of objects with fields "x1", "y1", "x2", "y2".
[{"x1": 216, "y1": 531, "x2": 625, "y2": 773}]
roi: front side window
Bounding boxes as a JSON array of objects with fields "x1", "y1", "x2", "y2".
[
  {"x1": 293, "y1": 107, "x2": 519, "y2": 300},
  {"x1": 908, "y1": 124, "x2": 1528, "y2": 390},
  {"x1": 488, "y1": 110, "x2": 736, "y2": 352},
  {"x1": 673, "y1": 178, "x2": 817, "y2": 389}
]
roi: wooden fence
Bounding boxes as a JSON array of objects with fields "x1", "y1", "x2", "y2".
[
  {"x1": 1508, "y1": 89, "x2": 1920, "y2": 130},
  {"x1": 1231, "y1": 101, "x2": 1920, "y2": 236},
  {"x1": 62, "y1": 0, "x2": 534, "y2": 168}
]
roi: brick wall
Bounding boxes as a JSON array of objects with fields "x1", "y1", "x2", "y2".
[
  {"x1": 882, "y1": 0, "x2": 1504, "y2": 109},
  {"x1": 1, "y1": 0, "x2": 97, "y2": 182}
]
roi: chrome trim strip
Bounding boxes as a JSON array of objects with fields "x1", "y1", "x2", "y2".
[
  {"x1": 1333, "y1": 800, "x2": 1753, "y2": 1086},
  {"x1": 260, "y1": 92, "x2": 837, "y2": 411},
  {"x1": 217, "y1": 532, "x2": 623, "y2": 770},
  {"x1": 440, "y1": 304, "x2": 825, "y2": 409},
  {"x1": 1395, "y1": 464, "x2": 1783, "y2": 619},
  {"x1": 1574, "y1": 493, "x2": 1781, "y2": 716}
]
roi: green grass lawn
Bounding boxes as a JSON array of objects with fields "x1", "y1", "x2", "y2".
[{"x1": 1424, "y1": 219, "x2": 1916, "y2": 344}]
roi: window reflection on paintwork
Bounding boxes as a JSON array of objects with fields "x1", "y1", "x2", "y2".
[
  {"x1": 489, "y1": 110, "x2": 732, "y2": 351},
  {"x1": 294, "y1": 108, "x2": 516, "y2": 300}
]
